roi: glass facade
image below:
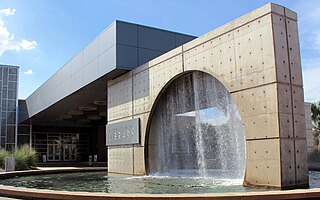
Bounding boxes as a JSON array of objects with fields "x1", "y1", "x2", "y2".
[
  {"x1": 0, "y1": 65, "x2": 19, "y2": 150},
  {"x1": 32, "y1": 132, "x2": 89, "y2": 161}
]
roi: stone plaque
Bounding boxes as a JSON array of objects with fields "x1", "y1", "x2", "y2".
[{"x1": 106, "y1": 118, "x2": 140, "y2": 146}]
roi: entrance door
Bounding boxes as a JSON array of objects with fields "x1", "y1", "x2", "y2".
[
  {"x1": 47, "y1": 144, "x2": 61, "y2": 161},
  {"x1": 63, "y1": 144, "x2": 70, "y2": 161},
  {"x1": 63, "y1": 144, "x2": 77, "y2": 161},
  {"x1": 47, "y1": 133, "x2": 79, "y2": 161}
]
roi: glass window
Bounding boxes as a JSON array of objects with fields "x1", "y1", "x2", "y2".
[
  {"x1": 8, "y1": 90, "x2": 16, "y2": 100},
  {"x1": 9, "y1": 68, "x2": 17, "y2": 75},
  {"x1": 1, "y1": 125, "x2": 6, "y2": 136},
  {"x1": 9, "y1": 75, "x2": 17, "y2": 82},
  {"x1": 18, "y1": 135, "x2": 30, "y2": 145},
  {"x1": 0, "y1": 68, "x2": 2, "y2": 81},
  {"x1": 1, "y1": 101, "x2": 6, "y2": 110},
  {"x1": 1, "y1": 137, "x2": 5, "y2": 148},
  {"x1": 1, "y1": 112, "x2": 6, "y2": 118},
  {"x1": 2, "y1": 87, "x2": 7, "y2": 99},
  {"x1": 7, "y1": 100, "x2": 16, "y2": 111},
  {"x1": 18, "y1": 125, "x2": 30, "y2": 135},
  {"x1": 7, "y1": 112, "x2": 16, "y2": 124},
  {"x1": 3, "y1": 68, "x2": 8, "y2": 85},
  {"x1": 8, "y1": 82, "x2": 17, "y2": 90},
  {"x1": 6, "y1": 126, "x2": 15, "y2": 143}
]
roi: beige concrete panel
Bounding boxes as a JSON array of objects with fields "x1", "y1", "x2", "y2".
[
  {"x1": 132, "y1": 63, "x2": 150, "y2": 75},
  {"x1": 245, "y1": 159, "x2": 281, "y2": 187},
  {"x1": 108, "y1": 147, "x2": 133, "y2": 174},
  {"x1": 228, "y1": 66, "x2": 276, "y2": 93},
  {"x1": 149, "y1": 54, "x2": 183, "y2": 102},
  {"x1": 107, "y1": 71, "x2": 132, "y2": 87},
  {"x1": 108, "y1": 72, "x2": 133, "y2": 121},
  {"x1": 148, "y1": 46, "x2": 182, "y2": 68},
  {"x1": 293, "y1": 114, "x2": 307, "y2": 139},
  {"x1": 280, "y1": 139, "x2": 296, "y2": 187},
  {"x1": 279, "y1": 113, "x2": 294, "y2": 138},
  {"x1": 183, "y1": 30, "x2": 234, "y2": 60},
  {"x1": 242, "y1": 113, "x2": 279, "y2": 139},
  {"x1": 232, "y1": 83, "x2": 278, "y2": 118},
  {"x1": 295, "y1": 139, "x2": 309, "y2": 186},
  {"x1": 234, "y1": 25, "x2": 274, "y2": 77},
  {"x1": 245, "y1": 139, "x2": 281, "y2": 186},
  {"x1": 270, "y1": 3, "x2": 285, "y2": 16},
  {"x1": 272, "y1": 14, "x2": 290, "y2": 84},
  {"x1": 133, "y1": 112, "x2": 150, "y2": 147},
  {"x1": 291, "y1": 86, "x2": 305, "y2": 115},
  {"x1": 133, "y1": 96, "x2": 151, "y2": 116},
  {"x1": 133, "y1": 147, "x2": 146, "y2": 175},
  {"x1": 277, "y1": 83, "x2": 292, "y2": 114},
  {"x1": 183, "y1": 3, "x2": 283, "y2": 52},
  {"x1": 286, "y1": 19, "x2": 303, "y2": 86},
  {"x1": 133, "y1": 69, "x2": 152, "y2": 115},
  {"x1": 285, "y1": 8, "x2": 298, "y2": 20},
  {"x1": 108, "y1": 116, "x2": 132, "y2": 124},
  {"x1": 108, "y1": 101, "x2": 132, "y2": 121},
  {"x1": 184, "y1": 40, "x2": 235, "y2": 91},
  {"x1": 233, "y1": 14, "x2": 272, "y2": 39},
  {"x1": 246, "y1": 139, "x2": 280, "y2": 160}
]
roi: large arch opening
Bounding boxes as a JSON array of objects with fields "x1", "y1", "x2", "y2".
[{"x1": 147, "y1": 71, "x2": 245, "y2": 179}]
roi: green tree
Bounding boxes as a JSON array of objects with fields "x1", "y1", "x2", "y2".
[{"x1": 312, "y1": 102, "x2": 320, "y2": 151}]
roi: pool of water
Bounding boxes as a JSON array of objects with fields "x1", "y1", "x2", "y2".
[{"x1": 0, "y1": 171, "x2": 319, "y2": 194}]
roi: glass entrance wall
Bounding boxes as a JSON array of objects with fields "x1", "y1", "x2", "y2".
[{"x1": 33, "y1": 132, "x2": 88, "y2": 162}]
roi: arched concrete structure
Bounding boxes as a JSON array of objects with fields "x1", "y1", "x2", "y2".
[{"x1": 107, "y1": 3, "x2": 309, "y2": 188}]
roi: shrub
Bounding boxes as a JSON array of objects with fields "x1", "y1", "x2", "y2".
[
  {"x1": 0, "y1": 149, "x2": 9, "y2": 169},
  {"x1": 13, "y1": 145, "x2": 38, "y2": 171}
]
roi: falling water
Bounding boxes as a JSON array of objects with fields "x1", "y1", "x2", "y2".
[
  {"x1": 193, "y1": 73, "x2": 207, "y2": 177},
  {"x1": 148, "y1": 71, "x2": 245, "y2": 179}
]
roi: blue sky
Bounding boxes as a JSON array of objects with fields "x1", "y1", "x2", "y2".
[{"x1": 0, "y1": 0, "x2": 319, "y2": 102}]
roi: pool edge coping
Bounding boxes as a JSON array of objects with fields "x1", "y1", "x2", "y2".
[{"x1": 0, "y1": 168, "x2": 319, "y2": 199}]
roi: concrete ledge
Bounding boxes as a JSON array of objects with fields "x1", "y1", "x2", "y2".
[
  {"x1": 0, "y1": 167, "x2": 107, "y2": 179},
  {"x1": 1, "y1": 185, "x2": 320, "y2": 200},
  {"x1": 0, "y1": 168, "x2": 320, "y2": 200}
]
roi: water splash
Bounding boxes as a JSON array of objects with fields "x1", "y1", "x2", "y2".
[{"x1": 148, "y1": 71, "x2": 245, "y2": 179}]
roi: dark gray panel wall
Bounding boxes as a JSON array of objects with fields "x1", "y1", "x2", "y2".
[
  {"x1": 24, "y1": 20, "x2": 196, "y2": 120},
  {"x1": 115, "y1": 21, "x2": 196, "y2": 68}
]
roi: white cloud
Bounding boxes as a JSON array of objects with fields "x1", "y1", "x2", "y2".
[
  {"x1": 0, "y1": 8, "x2": 16, "y2": 16},
  {"x1": 24, "y1": 69, "x2": 33, "y2": 75},
  {"x1": 19, "y1": 39, "x2": 37, "y2": 50},
  {"x1": 0, "y1": 8, "x2": 37, "y2": 56}
]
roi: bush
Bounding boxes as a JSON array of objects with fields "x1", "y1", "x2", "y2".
[
  {"x1": 0, "y1": 149, "x2": 9, "y2": 169},
  {"x1": 13, "y1": 145, "x2": 38, "y2": 171}
]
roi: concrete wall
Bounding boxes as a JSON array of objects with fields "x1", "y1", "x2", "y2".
[
  {"x1": 305, "y1": 103, "x2": 312, "y2": 152},
  {"x1": 107, "y1": 3, "x2": 308, "y2": 188}
]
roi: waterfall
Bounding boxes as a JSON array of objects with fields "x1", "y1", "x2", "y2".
[{"x1": 148, "y1": 71, "x2": 245, "y2": 179}]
